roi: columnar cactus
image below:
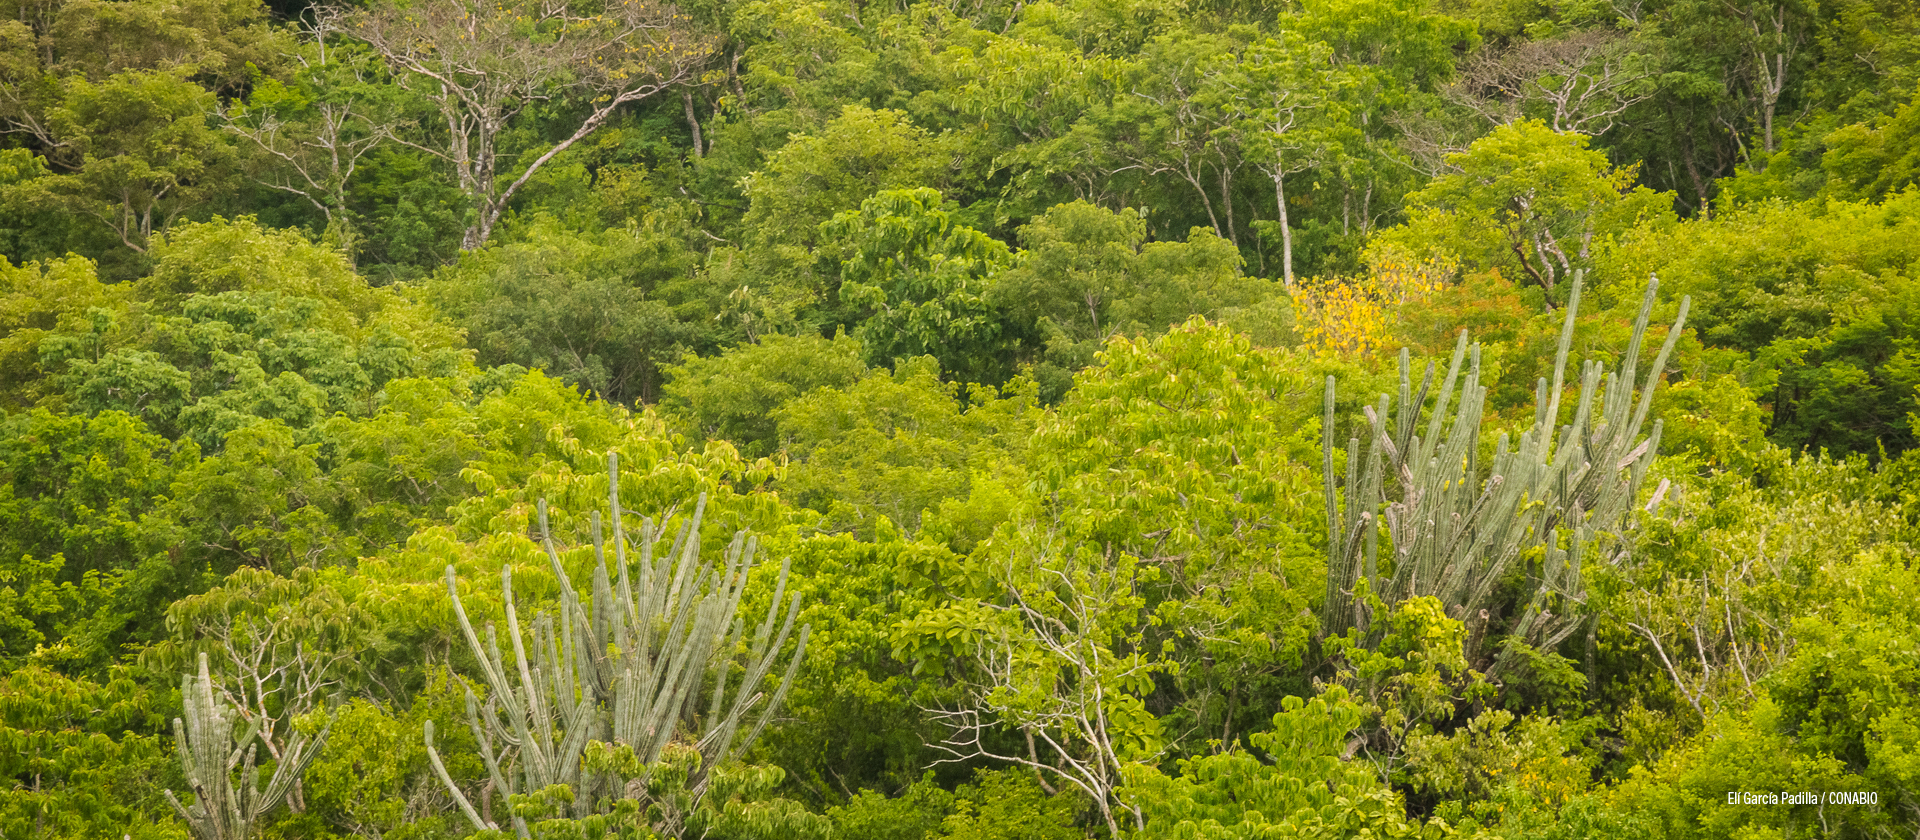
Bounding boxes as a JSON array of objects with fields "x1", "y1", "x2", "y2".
[
  {"x1": 164, "y1": 653, "x2": 331, "y2": 840},
  {"x1": 1321, "y1": 274, "x2": 1689, "y2": 677},
  {"x1": 425, "y1": 452, "x2": 810, "y2": 838}
]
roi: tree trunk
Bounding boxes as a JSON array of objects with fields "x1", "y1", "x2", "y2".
[
  {"x1": 1218, "y1": 159, "x2": 1239, "y2": 248},
  {"x1": 462, "y1": 212, "x2": 493, "y2": 251},
  {"x1": 684, "y1": 90, "x2": 704, "y2": 159},
  {"x1": 1273, "y1": 165, "x2": 1294, "y2": 289}
]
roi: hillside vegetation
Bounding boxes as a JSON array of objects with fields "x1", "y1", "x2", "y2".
[{"x1": 3, "y1": 0, "x2": 1920, "y2": 837}]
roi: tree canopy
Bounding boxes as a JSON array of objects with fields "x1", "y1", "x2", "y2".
[{"x1": 4, "y1": 0, "x2": 1920, "y2": 837}]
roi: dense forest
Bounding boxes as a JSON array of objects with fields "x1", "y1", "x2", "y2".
[{"x1": 3, "y1": 0, "x2": 1920, "y2": 836}]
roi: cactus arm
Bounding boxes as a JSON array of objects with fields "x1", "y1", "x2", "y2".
[
  {"x1": 445, "y1": 565, "x2": 515, "y2": 707},
  {"x1": 424, "y1": 719, "x2": 490, "y2": 831}
]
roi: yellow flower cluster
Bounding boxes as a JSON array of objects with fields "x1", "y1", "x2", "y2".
[{"x1": 1293, "y1": 253, "x2": 1457, "y2": 358}]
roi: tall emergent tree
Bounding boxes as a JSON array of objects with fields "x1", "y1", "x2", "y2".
[
  {"x1": 327, "y1": 0, "x2": 713, "y2": 250},
  {"x1": 424, "y1": 454, "x2": 809, "y2": 838},
  {"x1": 1202, "y1": 31, "x2": 1348, "y2": 288}
]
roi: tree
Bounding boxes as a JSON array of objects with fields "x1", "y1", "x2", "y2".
[
  {"x1": 424, "y1": 218, "x2": 707, "y2": 405},
  {"x1": 899, "y1": 536, "x2": 1167, "y2": 838},
  {"x1": 1380, "y1": 121, "x2": 1674, "y2": 304},
  {"x1": 1202, "y1": 30, "x2": 1349, "y2": 288},
  {"x1": 0, "y1": 251, "x2": 124, "y2": 405},
  {"x1": 1448, "y1": 29, "x2": 1656, "y2": 136},
  {"x1": 775, "y1": 356, "x2": 1038, "y2": 536},
  {"x1": 937, "y1": 28, "x2": 1125, "y2": 223},
  {"x1": 660, "y1": 332, "x2": 868, "y2": 457},
  {"x1": 739, "y1": 107, "x2": 950, "y2": 253},
  {"x1": 0, "y1": 0, "x2": 282, "y2": 154},
  {"x1": 0, "y1": 665, "x2": 179, "y2": 839},
  {"x1": 823, "y1": 188, "x2": 1017, "y2": 384},
  {"x1": 1606, "y1": 455, "x2": 1900, "y2": 721},
  {"x1": 0, "y1": 408, "x2": 183, "y2": 665},
  {"x1": 1720, "y1": 0, "x2": 1811, "y2": 156},
  {"x1": 1123, "y1": 688, "x2": 1439, "y2": 840},
  {"x1": 45, "y1": 70, "x2": 229, "y2": 252},
  {"x1": 1015, "y1": 320, "x2": 1325, "y2": 752},
  {"x1": 1101, "y1": 29, "x2": 1244, "y2": 248},
  {"x1": 33, "y1": 217, "x2": 463, "y2": 448},
  {"x1": 992, "y1": 200, "x2": 1261, "y2": 396},
  {"x1": 327, "y1": 0, "x2": 713, "y2": 250},
  {"x1": 223, "y1": 20, "x2": 408, "y2": 261},
  {"x1": 1599, "y1": 190, "x2": 1920, "y2": 457},
  {"x1": 1610, "y1": 544, "x2": 1920, "y2": 840}
]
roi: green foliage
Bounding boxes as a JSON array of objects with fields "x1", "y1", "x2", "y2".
[
  {"x1": 1612, "y1": 546, "x2": 1920, "y2": 840},
  {"x1": 7, "y1": 0, "x2": 1920, "y2": 837},
  {"x1": 1125, "y1": 687, "x2": 1449, "y2": 840},
  {"x1": 1327, "y1": 595, "x2": 1488, "y2": 772},
  {"x1": 1818, "y1": 90, "x2": 1920, "y2": 202},
  {"x1": 425, "y1": 217, "x2": 711, "y2": 405},
  {"x1": 1596, "y1": 454, "x2": 1910, "y2": 728},
  {"x1": 755, "y1": 531, "x2": 961, "y2": 804},
  {"x1": 46, "y1": 70, "x2": 231, "y2": 254},
  {"x1": 742, "y1": 107, "x2": 952, "y2": 254},
  {"x1": 824, "y1": 188, "x2": 1017, "y2": 384},
  {"x1": 826, "y1": 777, "x2": 957, "y2": 840},
  {"x1": 776, "y1": 356, "x2": 1037, "y2": 535},
  {"x1": 1603, "y1": 190, "x2": 1920, "y2": 456},
  {"x1": 31, "y1": 217, "x2": 462, "y2": 448},
  {"x1": 0, "y1": 408, "x2": 186, "y2": 663},
  {"x1": 660, "y1": 333, "x2": 868, "y2": 457},
  {"x1": 150, "y1": 566, "x2": 373, "y2": 734},
  {"x1": 1380, "y1": 122, "x2": 1675, "y2": 305},
  {"x1": 935, "y1": 769, "x2": 1081, "y2": 840},
  {"x1": 0, "y1": 665, "x2": 184, "y2": 840},
  {"x1": 895, "y1": 534, "x2": 1166, "y2": 836},
  {"x1": 819, "y1": 768, "x2": 1080, "y2": 840},
  {"x1": 1023, "y1": 320, "x2": 1326, "y2": 742},
  {"x1": 299, "y1": 692, "x2": 466, "y2": 840},
  {"x1": 1403, "y1": 709, "x2": 1596, "y2": 808},
  {"x1": 994, "y1": 201, "x2": 1267, "y2": 398},
  {"x1": 1298, "y1": 0, "x2": 1477, "y2": 91},
  {"x1": 0, "y1": 253, "x2": 125, "y2": 404}
]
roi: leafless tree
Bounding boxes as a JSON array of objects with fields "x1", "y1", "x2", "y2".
[
  {"x1": 323, "y1": 0, "x2": 714, "y2": 250},
  {"x1": 158, "y1": 569, "x2": 368, "y2": 815},
  {"x1": 190, "y1": 606, "x2": 357, "y2": 813},
  {"x1": 1448, "y1": 29, "x2": 1654, "y2": 136},
  {"x1": 1385, "y1": 108, "x2": 1479, "y2": 177},
  {"x1": 224, "y1": 17, "x2": 405, "y2": 262},
  {"x1": 1723, "y1": 0, "x2": 1805, "y2": 155},
  {"x1": 924, "y1": 543, "x2": 1166, "y2": 838}
]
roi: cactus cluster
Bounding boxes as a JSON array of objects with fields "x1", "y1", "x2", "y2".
[
  {"x1": 164, "y1": 653, "x2": 332, "y2": 840},
  {"x1": 1321, "y1": 274, "x2": 1689, "y2": 677},
  {"x1": 424, "y1": 452, "x2": 810, "y2": 838}
]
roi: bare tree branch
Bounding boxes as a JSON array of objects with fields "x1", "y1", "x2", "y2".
[
  {"x1": 322, "y1": 0, "x2": 715, "y2": 250},
  {"x1": 1448, "y1": 29, "x2": 1655, "y2": 136}
]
